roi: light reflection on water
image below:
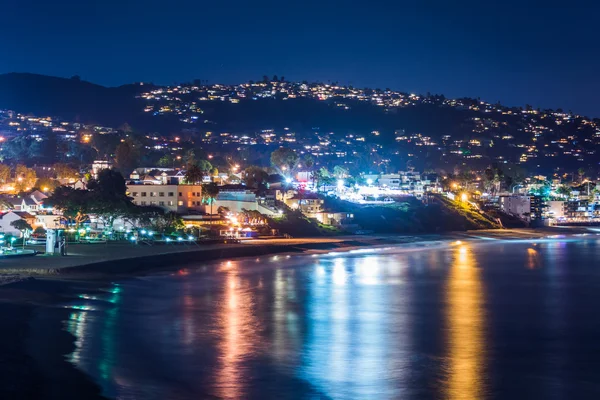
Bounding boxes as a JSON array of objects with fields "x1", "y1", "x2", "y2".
[
  {"x1": 445, "y1": 244, "x2": 486, "y2": 399},
  {"x1": 62, "y1": 239, "x2": 600, "y2": 399}
]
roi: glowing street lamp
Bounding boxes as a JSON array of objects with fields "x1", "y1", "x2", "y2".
[
  {"x1": 367, "y1": 178, "x2": 373, "y2": 185},
  {"x1": 461, "y1": 193, "x2": 468, "y2": 202}
]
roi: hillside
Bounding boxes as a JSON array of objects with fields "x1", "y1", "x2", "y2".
[
  {"x1": 0, "y1": 73, "x2": 157, "y2": 129},
  {"x1": 1, "y1": 73, "x2": 599, "y2": 173}
]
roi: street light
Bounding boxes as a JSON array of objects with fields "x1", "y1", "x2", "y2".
[{"x1": 461, "y1": 193, "x2": 468, "y2": 202}]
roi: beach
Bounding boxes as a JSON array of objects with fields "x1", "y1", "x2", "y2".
[{"x1": 0, "y1": 227, "x2": 595, "y2": 399}]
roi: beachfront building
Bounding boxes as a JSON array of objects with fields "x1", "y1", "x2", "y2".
[
  {"x1": 546, "y1": 201, "x2": 566, "y2": 219},
  {"x1": 499, "y1": 195, "x2": 531, "y2": 221},
  {"x1": 284, "y1": 193, "x2": 325, "y2": 214},
  {"x1": 126, "y1": 183, "x2": 204, "y2": 214},
  {"x1": 211, "y1": 186, "x2": 279, "y2": 216},
  {"x1": 313, "y1": 211, "x2": 355, "y2": 226}
]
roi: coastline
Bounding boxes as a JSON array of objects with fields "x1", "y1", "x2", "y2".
[{"x1": 1, "y1": 227, "x2": 597, "y2": 399}]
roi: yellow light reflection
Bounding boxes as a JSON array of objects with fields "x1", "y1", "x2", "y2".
[
  {"x1": 215, "y1": 264, "x2": 258, "y2": 399},
  {"x1": 526, "y1": 248, "x2": 540, "y2": 269},
  {"x1": 445, "y1": 244, "x2": 486, "y2": 399}
]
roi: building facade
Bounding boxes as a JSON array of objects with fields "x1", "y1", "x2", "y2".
[
  {"x1": 499, "y1": 195, "x2": 532, "y2": 220},
  {"x1": 126, "y1": 184, "x2": 204, "y2": 214}
]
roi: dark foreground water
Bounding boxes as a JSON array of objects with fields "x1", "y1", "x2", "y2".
[{"x1": 60, "y1": 238, "x2": 600, "y2": 399}]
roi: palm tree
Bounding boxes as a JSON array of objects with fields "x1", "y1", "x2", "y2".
[
  {"x1": 184, "y1": 164, "x2": 204, "y2": 184},
  {"x1": 578, "y1": 167, "x2": 586, "y2": 183},
  {"x1": 202, "y1": 182, "x2": 220, "y2": 215}
]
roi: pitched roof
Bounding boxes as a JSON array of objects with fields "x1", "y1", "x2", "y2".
[
  {"x1": 3, "y1": 211, "x2": 35, "y2": 220},
  {"x1": 0, "y1": 196, "x2": 22, "y2": 207}
]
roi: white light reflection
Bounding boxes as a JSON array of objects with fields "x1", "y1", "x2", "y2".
[
  {"x1": 355, "y1": 256, "x2": 380, "y2": 285},
  {"x1": 332, "y1": 258, "x2": 347, "y2": 285}
]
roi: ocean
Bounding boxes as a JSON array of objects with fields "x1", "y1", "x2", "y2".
[{"x1": 57, "y1": 237, "x2": 600, "y2": 399}]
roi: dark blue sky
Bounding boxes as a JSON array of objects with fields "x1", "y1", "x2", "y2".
[{"x1": 2, "y1": 1, "x2": 599, "y2": 116}]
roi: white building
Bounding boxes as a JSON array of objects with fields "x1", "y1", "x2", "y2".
[
  {"x1": 378, "y1": 174, "x2": 402, "y2": 188},
  {"x1": 499, "y1": 195, "x2": 531, "y2": 220},
  {"x1": 92, "y1": 160, "x2": 112, "y2": 179},
  {"x1": 126, "y1": 184, "x2": 204, "y2": 214},
  {"x1": 34, "y1": 214, "x2": 62, "y2": 230},
  {"x1": 546, "y1": 201, "x2": 566, "y2": 219},
  {"x1": 212, "y1": 188, "x2": 278, "y2": 215},
  {"x1": 0, "y1": 211, "x2": 36, "y2": 236}
]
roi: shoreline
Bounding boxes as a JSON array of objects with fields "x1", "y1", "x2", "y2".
[
  {"x1": 0, "y1": 227, "x2": 581, "y2": 280},
  {"x1": 1, "y1": 227, "x2": 598, "y2": 399}
]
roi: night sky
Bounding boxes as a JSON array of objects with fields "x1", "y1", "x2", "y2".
[{"x1": 2, "y1": 1, "x2": 599, "y2": 116}]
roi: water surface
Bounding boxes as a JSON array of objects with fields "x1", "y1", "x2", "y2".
[{"x1": 62, "y1": 239, "x2": 600, "y2": 399}]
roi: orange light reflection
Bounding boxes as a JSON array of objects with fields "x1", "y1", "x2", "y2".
[
  {"x1": 445, "y1": 244, "x2": 486, "y2": 399},
  {"x1": 214, "y1": 263, "x2": 258, "y2": 399}
]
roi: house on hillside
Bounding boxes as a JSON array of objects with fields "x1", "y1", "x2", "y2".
[{"x1": 284, "y1": 193, "x2": 325, "y2": 214}]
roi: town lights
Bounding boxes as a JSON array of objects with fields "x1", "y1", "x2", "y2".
[
  {"x1": 367, "y1": 179, "x2": 373, "y2": 185},
  {"x1": 285, "y1": 177, "x2": 292, "y2": 184},
  {"x1": 337, "y1": 179, "x2": 344, "y2": 189},
  {"x1": 461, "y1": 193, "x2": 468, "y2": 202}
]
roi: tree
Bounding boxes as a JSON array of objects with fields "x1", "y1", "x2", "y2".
[
  {"x1": 243, "y1": 166, "x2": 269, "y2": 189},
  {"x1": 556, "y1": 185, "x2": 572, "y2": 198},
  {"x1": 333, "y1": 165, "x2": 349, "y2": 179},
  {"x1": 87, "y1": 169, "x2": 127, "y2": 196},
  {"x1": 87, "y1": 169, "x2": 134, "y2": 232},
  {"x1": 197, "y1": 159, "x2": 213, "y2": 173},
  {"x1": 45, "y1": 187, "x2": 90, "y2": 229},
  {"x1": 53, "y1": 163, "x2": 79, "y2": 181},
  {"x1": 91, "y1": 134, "x2": 120, "y2": 159},
  {"x1": 578, "y1": 167, "x2": 586, "y2": 183},
  {"x1": 314, "y1": 167, "x2": 334, "y2": 188},
  {"x1": 3, "y1": 137, "x2": 38, "y2": 161},
  {"x1": 157, "y1": 154, "x2": 173, "y2": 168},
  {"x1": 153, "y1": 212, "x2": 184, "y2": 234},
  {"x1": 183, "y1": 149, "x2": 196, "y2": 167},
  {"x1": 14, "y1": 164, "x2": 37, "y2": 192},
  {"x1": 482, "y1": 165, "x2": 504, "y2": 195},
  {"x1": 11, "y1": 219, "x2": 32, "y2": 249},
  {"x1": 35, "y1": 177, "x2": 60, "y2": 192},
  {"x1": 114, "y1": 139, "x2": 140, "y2": 174},
  {"x1": 202, "y1": 182, "x2": 220, "y2": 215},
  {"x1": 303, "y1": 154, "x2": 315, "y2": 171},
  {"x1": 0, "y1": 164, "x2": 10, "y2": 184},
  {"x1": 184, "y1": 164, "x2": 204, "y2": 184},
  {"x1": 270, "y1": 147, "x2": 299, "y2": 177}
]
